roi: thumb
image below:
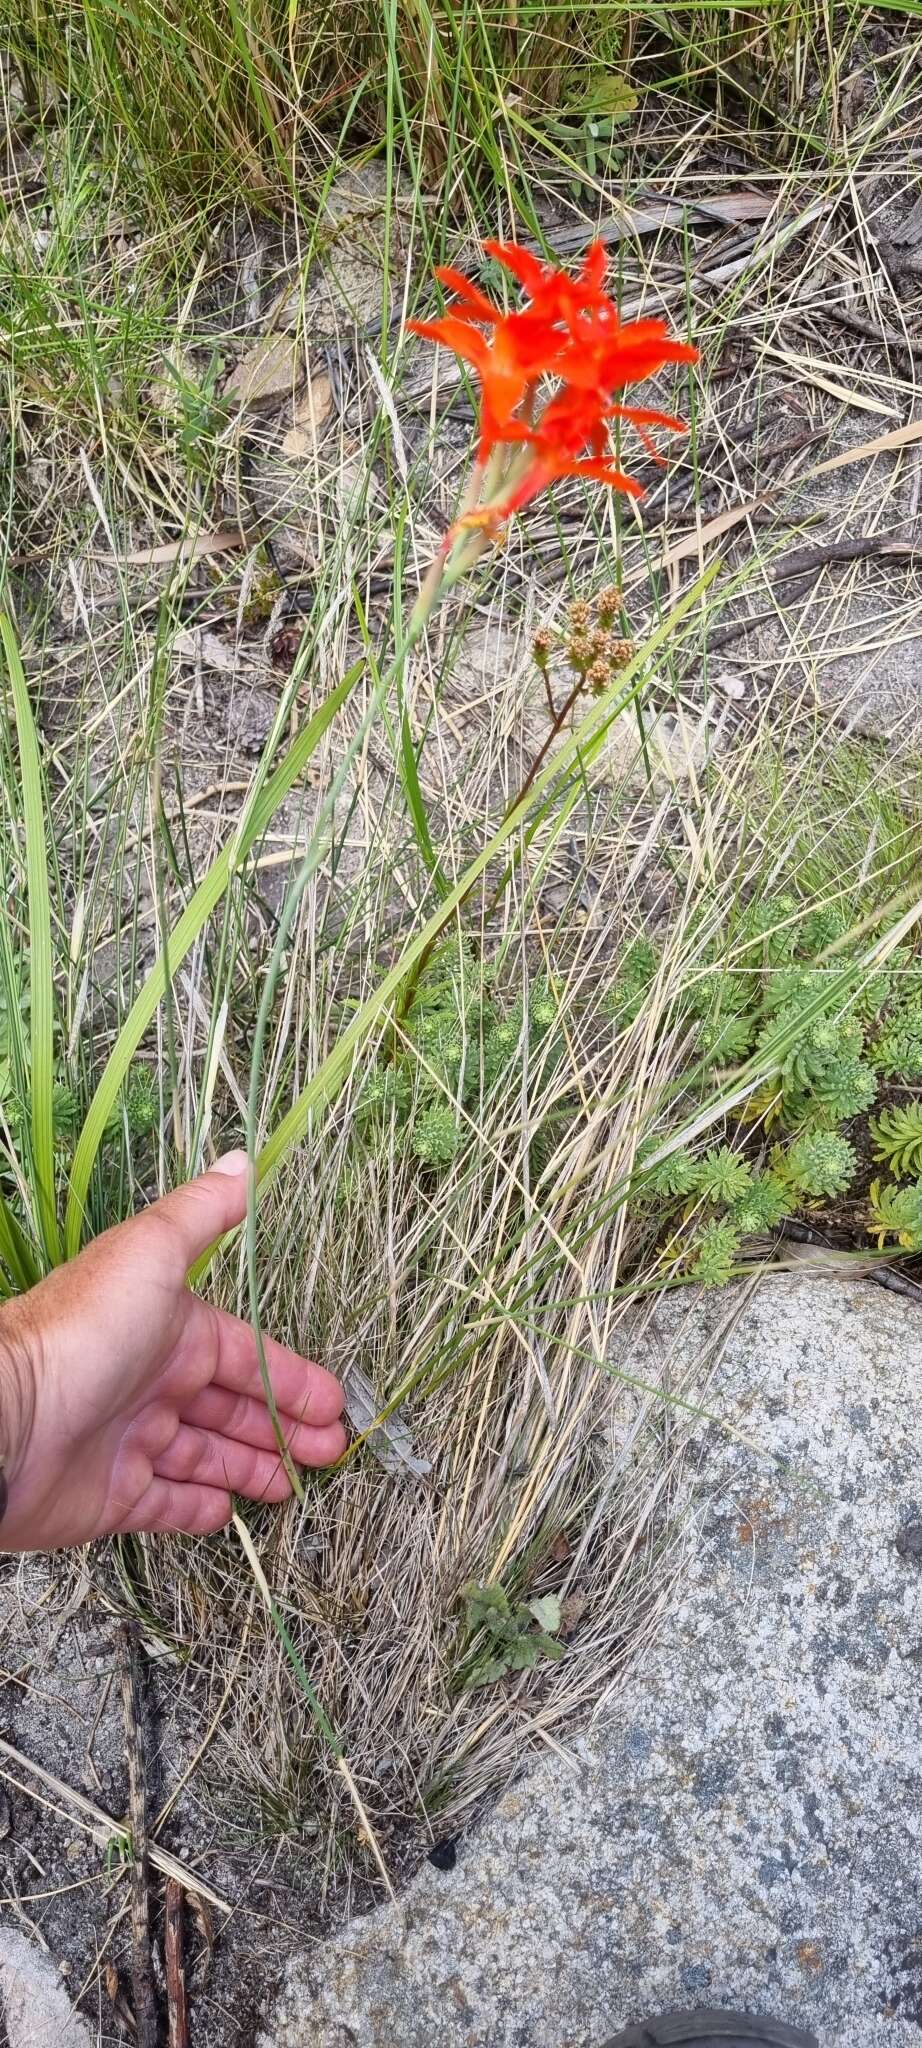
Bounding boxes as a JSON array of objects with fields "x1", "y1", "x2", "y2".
[{"x1": 147, "y1": 1150, "x2": 250, "y2": 1271}]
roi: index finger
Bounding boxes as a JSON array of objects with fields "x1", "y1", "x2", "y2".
[{"x1": 208, "y1": 1305, "x2": 345, "y2": 1426}]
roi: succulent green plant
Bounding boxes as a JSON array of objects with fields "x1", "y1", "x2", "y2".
[
  {"x1": 869, "y1": 1103, "x2": 922, "y2": 1180},
  {"x1": 642, "y1": 1147, "x2": 701, "y2": 1199},
  {"x1": 605, "y1": 935, "x2": 658, "y2": 1027},
  {"x1": 695, "y1": 1144, "x2": 752, "y2": 1206},
  {"x1": 868, "y1": 1178, "x2": 922, "y2": 1251},
  {"x1": 411, "y1": 1103, "x2": 463, "y2": 1168},
  {"x1": 689, "y1": 1218, "x2": 741, "y2": 1286},
  {"x1": 775, "y1": 1130, "x2": 856, "y2": 1200},
  {"x1": 729, "y1": 1172, "x2": 790, "y2": 1234}
]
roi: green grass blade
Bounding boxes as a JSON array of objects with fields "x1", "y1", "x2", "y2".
[
  {"x1": 0, "y1": 1189, "x2": 41, "y2": 1295},
  {"x1": 233, "y1": 1511, "x2": 343, "y2": 1757},
  {"x1": 64, "y1": 660, "x2": 363, "y2": 1257},
  {"x1": 193, "y1": 561, "x2": 719, "y2": 1281},
  {"x1": 0, "y1": 614, "x2": 62, "y2": 1267}
]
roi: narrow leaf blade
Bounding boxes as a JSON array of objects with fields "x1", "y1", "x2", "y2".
[
  {"x1": 64, "y1": 662, "x2": 362, "y2": 1256},
  {"x1": 0, "y1": 615, "x2": 61, "y2": 1266}
]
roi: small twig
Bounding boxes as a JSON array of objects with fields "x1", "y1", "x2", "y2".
[
  {"x1": 822, "y1": 301, "x2": 922, "y2": 365},
  {"x1": 117, "y1": 1624, "x2": 158, "y2": 2048},
  {"x1": 510, "y1": 672, "x2": 587, "y2": 817},
  {"x1": 774, "y1": 1219, "x2": 922, "y2": 1304},
  {"x1": 524, "y1": 191, "x2": 775, "y2": 259},
  {"x1": 0, "y1": 1735, "x2": 230, "y2": 1913},
  {"x1": 165, "y1": 1878, "x2": 190, "y2": 2048},
  {"x1": 770, "y1": 536, "x2": 918, "y2": 583},
  {"x1": 704, "y1": 535, "x2": 919, "y2": 656}
]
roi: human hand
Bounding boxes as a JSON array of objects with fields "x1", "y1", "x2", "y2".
[{"x1": 0, "y1": 1152, "x2": 345, "y2": 1552}]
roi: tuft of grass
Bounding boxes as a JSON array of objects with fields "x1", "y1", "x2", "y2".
[
  {"x1": 3, "y1": 0, "x2": 922, "y2": 1911},
  {"x1": 2, "y1": 0, "x2": 882, "y2": 222},
  {"x1": 104, "y1": 694, "x2": 922, "y2": 1882}
]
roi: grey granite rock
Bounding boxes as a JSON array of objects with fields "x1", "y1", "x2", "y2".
[
  {"x1": 0, "y1": 1927, "x2": 92, "y2": 2048},
  {"x1": 261, "y1": 1276, "x2": 922, "y2": 2048}
]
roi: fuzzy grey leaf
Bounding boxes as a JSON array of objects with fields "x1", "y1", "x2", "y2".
[{"x1": 343, "y1": 1362, "x2": 432, "y2": 1480}]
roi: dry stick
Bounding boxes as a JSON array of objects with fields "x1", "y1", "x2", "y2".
[
  {"x1": 822, "y1": 302, "x2": 922, "y2": 365},
  {"x1": 770, "y1": 537, "x2": 918, "y2": 582},
  {"x1": 0, "y1": 1735, "x2": 230, "y2": 1914},
  {"x1": 117, "y1": 1624, "x2": 159, "y2": 2048},
  {"x1": 773, "y1": 1219, "x2": 922, "y2": 1305},
  {"x1": 704, "y1": 536, "x2": 920, "y2": 654},
  {"x1": 626, "y1": 416, "x2": 922, "y2": 598},
  {"x1": 526, "y1": 191, "x2": 776, "y2": 257},
  {"x1": 165, "y1": 1879, "x2": 190, "y2": 2048}
]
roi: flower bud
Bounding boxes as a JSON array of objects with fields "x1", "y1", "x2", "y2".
[{"x1": 532, "y1": 628, "x2": 555, "y2": 670}]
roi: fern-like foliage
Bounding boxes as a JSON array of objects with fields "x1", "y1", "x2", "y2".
[
  {"x1": 689, "y1": 1219, "x2": 741, "y2": 1286},
  {"x1": 606, "y1": 936, "x2": 658, "y2": 1026},
  {"x1": 735, "y1": 892, "x2": 799, "y2": 968},
  {"x1": 853, "y1": 962, "x2": 899, "y2": 1023},
  {"x1": 868, "y1": 1178, "x2": 922, "y2": 1251},
  {"x1": 798, "y1": 903, "x2": 854, "y2": 954},
  {"x1": 872, "y1": 1019, "x2": 922, "y2": 1081},
  {"x1": 805, "y1": 1054, "x2": 877, "y2": 1124},
  {"x1": 357, "y1": 1065, "x2": 412, "y2": 1126},
  {"x1": 642, "y1": 1148, "x2": 701, "y2": 1199},
  {"x1": 758, "y1": 1003, "x2": 876, "y2": 1124},
  {"x1": 868, "y1": 965, "x2": 922, "y2": 1079},
  {"x1": 684, "y1": 968, "x2": 750, "y2": 1022},
  {"x1": 761, "y1": 965, "x2": 838, "y2": 1017},
  {"x1": 729, "y1": 1172, "x2": 790, "y2": 1234},
  {"x1": 774, "y1": 1130, "x2": 856, "y2": 1200},
  {"x1": 356, "y1": 948, "x2": 566, "y2": 1175},
  {"x1": 870, "y1": 1104, "x2": 922, "y2": 1179},
  {"x1": 697, "y1": 1010, "x2": 755, "y2": 1060},
  {"x1": 411, "y1": 1104, "x2": 462, "y2": 1168},
  {"x1": 695, "y1": 1145, "x2": 752, "y2": 1206}
]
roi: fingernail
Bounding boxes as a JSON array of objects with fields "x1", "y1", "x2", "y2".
[{"x1": 211, "y1": 1149, "x2": 250, "y2": 1177}]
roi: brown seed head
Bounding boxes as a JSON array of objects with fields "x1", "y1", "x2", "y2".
[
  {"x1": 567, "y1": 635, "x2": 593, "y2": 672},
  {"x1": 567, "y1": 598, "x2": 591, "y2": 631},
  {"x1": 532, "y1": 627, "x2": 555, "y2": 669},
  {"x1": 595, "y1": 582, "x2": 622, "y2": 624},
  {"x1": 587, "y1": 658, "x2": 611, "y2": 694},
  {"x1": 609, "y1": 636, "x2": 634, "y2": 669}
]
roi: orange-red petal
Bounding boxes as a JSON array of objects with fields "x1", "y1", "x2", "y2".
[
  {"x1": 580, "y1": 240, "x2": 609, "y2": 291},
  {"x1": 482, "y1": 239, "x2": 550, "y2": 297},
  {"x1": 432, "y1": 265, "x2": 499, "y2": 323}
]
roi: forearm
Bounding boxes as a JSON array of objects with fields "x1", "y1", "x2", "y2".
[{"x1": 0, "y1": 1298, "x2": 37, "y2": 1535}]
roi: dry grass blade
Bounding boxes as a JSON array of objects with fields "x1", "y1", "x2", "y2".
[
  {"x1": 0, "y1": 1737, "x2": 231, "y2": 1914},
  {"x1": 232, "y1": 1511, "x2": 397, "y2": 1900}
]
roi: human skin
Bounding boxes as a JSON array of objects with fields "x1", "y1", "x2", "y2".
[{"x1": 0, "y1": 1152, "x2": 346, "y2": 1553}]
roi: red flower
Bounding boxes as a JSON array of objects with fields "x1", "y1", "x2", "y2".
[
  {"x1": 407, "y1": 311, "x2": 542, "y2": 456},
  {"x1": 474, "y1": 389, "x2": 646, "y2": 524},
  {"x1": 482, "y1": 238, "x2": 614, "y2": 331},
  {"x1": 408, "y1": 240, "x2": 697, "y2": 532}
]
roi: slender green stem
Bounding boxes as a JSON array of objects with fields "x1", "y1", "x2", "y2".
[{"x1": 243, "y1": 560, "x2": 450, "y2": 1477}]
